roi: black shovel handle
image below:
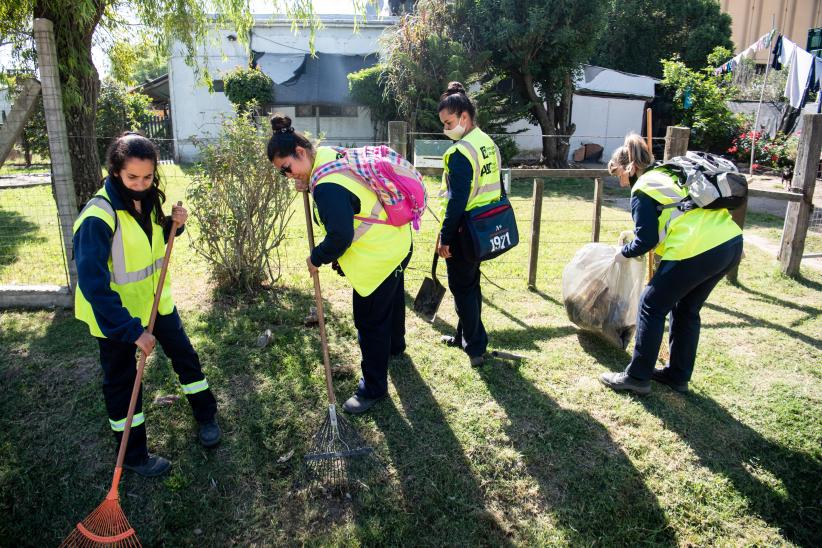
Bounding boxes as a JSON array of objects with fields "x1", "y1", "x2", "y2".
[{"x1": 431, "y1": 250, "x2": 440, "y2": 280}]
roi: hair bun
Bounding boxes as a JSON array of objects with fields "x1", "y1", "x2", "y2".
[
  {"x1": 445, "y1": 81, "x2": 466, "y2": 96},
  {"x1": 270, "y1": 113, "x2": 293, "y2": 133}
]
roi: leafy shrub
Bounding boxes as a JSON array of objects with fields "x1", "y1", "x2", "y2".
[
  {"x1": 660, "y1": 55, "x2": 744, "y2": 153},
  {"x1": 186, "y1": 110, "x2": 294, "y2": 292},
  {"x1": 96, "y1": 79, "x2": 154, "y2": 159},
  {"x1": 223, "y1": 67, "x2": 273, "y2": 112}
]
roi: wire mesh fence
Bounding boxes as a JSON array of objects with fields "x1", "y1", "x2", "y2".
[{"x1": 0, "y1": 170, "x2": 68, "y2": 286}]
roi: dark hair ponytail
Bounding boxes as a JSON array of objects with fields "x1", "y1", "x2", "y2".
[
  {"x1": 106, "y1": 131, "x2": 166, "y2": 225},
  {"x1": 437, "y1": 81, "x2": 475, "y2": 120},
  {"x1": 266, "y1": 113, "x2": 313, "y2": 161}
]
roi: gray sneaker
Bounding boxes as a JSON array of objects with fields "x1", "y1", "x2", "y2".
[
  {"x1": 123, "y1": 454, "x2": 171, "y2": 478},
  {"x1": 469, "y1": 355, "x2": 485, "y2": 367},
  {"x1": 599, "y1": 371, "x2": 651, "y2": 395},
  {"x1": 342, "y1": 393, "x2": 385, "y2": 414},
  {"x1": 651, "y1": 368, "x2": 689, "y2": 393}
]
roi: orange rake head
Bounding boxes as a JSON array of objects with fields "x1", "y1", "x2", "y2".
[{"x1": 61, "y1": 470, "x2": 141, "y2": 547}]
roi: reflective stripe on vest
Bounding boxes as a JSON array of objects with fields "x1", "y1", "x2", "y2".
[
  {"x1": 181, "y1": 378, "x2": 210, "y2": 395},
  {"x1": 311, "y1": 147, "x2": 412, "y2": 297},
  {"x1": 632, "y1": 168, "x2": 742, "y2": 260},
  {"x1": 439, "y1": 128, "x2": 502, "y2": 224},
  {"x1": 109, "y1": 412, "x2": 145, "y2": 432}
]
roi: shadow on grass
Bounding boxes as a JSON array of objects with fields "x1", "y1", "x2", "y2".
[
  {"x1": 476, "y1": 364, "x2": 676, "y2": 545},
  {"x1": 361, "y1": 356, "x2": 513, "y2": 546},
  {"x1": 578, "y1": 331, "x2": 822, "y2": 547},
  {"x1": 0, "y1": 208, "x2": 46, "y2": 269},
  {"x1": 703, "y1": 302, "x2": 821, "y2": 351}
]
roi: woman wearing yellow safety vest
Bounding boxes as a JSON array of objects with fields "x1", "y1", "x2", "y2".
[
  {"x1": 73, "y1": 133, "x2": 220, "y2": 478},
  {"x1": 267, "y1": 115, "x2": 412, "y2": 414},
  {"x1": 436, "y1": 82, "x2": 502, "y2": 367},
  {"x1": 599, "y1": 134, "x2": 743, "y2": 395}
]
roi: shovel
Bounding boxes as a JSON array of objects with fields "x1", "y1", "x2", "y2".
[{"x1": 413, "y1": 251, "x2": 447, "y2": 322}]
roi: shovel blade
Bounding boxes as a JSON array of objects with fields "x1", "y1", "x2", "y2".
[{"x1": 413, "y1": 277, "x2": 446, "y2": 322}]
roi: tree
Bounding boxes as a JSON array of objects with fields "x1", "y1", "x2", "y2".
[
  {"x1": 457, "y1": 0, "x2": 607, "y2": 167},
  {"x1": 660, "y1": 55, "x2": 742, "y2": 152},
  {"x1": 591, "y1": 0, "x2": 733, "y2": 78},
  {"x1": 1, "y1": 1, "x2": 327, "y2": 208},
  {"x1": 223, "y1": 66, "x2": 273, "y2": 113},
  {"x1": 95, "y1": 78, "x2": 153, "y2": 160},
  {"x1": 381, "y1": 1, "x2": 473, "y2": 136},
  {"x1": 347, "y1": 65, "x2": 399, "y2": 141},
  {"x1": 108, "y1": 37, "x2": 168, "y2": 86}
]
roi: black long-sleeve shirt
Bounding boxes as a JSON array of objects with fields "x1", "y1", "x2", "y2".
[
  {"x1": 439, "y1": 149, "x2": 473, "y2": 246},
  {"x1": 309, "y1": 182, "x2": 361, "y2": 266},
  {"x1": 621, "y1": 191, "x2": 660, "y2": 258}
]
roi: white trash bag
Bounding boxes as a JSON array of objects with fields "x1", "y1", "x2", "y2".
[{"x1": 562, "y1": 242, "x2": 645, "y2": 349}]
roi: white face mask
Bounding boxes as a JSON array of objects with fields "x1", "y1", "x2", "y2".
[{"x1": 443, "y1": 118, "x2": 466, "y2": 141}]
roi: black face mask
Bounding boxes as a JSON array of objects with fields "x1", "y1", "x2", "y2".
[{"x1": 113, "y1": 175, "x2": 154, "y2": 202}]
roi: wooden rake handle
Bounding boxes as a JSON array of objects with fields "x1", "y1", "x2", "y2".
[
  {"x1": 302, "y1": 192, "x2": 337, "y2": 406},
  {"x1": 110, "y1": 201, "x2": 183, "y2": 492}
]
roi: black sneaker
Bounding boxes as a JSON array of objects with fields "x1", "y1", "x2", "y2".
[
  {"x1": 651, "y1": 369, "x2": 689, "y2": 394},
  {"x1": 198, "y1": 418, "x2": 222, "y2": 448},
  {"x1": 123, "y1": 454, "x2": 171, "y2": 477},
  {"x1": 599, "y1": 372, "x2": 651, "y2": 395}
]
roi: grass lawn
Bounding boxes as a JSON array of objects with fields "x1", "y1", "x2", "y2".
[
  {"x1": 744, "y1": 210, "x2": 822, "y2": 255},
  {"x1": 0, "y1": 182, "x2": 68, "y2": 286},
  {"x1": 1, "y1": 167, "x2": 820, "y2": 546}
]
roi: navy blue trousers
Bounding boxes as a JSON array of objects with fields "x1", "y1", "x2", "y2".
[
  {"x1": 353, "y1": 249, "x2": 411, "y2": 399},
  {"x1": 445, "y1": 237, "x2": 488, "y2": 358},
  {"x1": 97, "y1": 308, "x2": 217, "y2": 465},
  {"x1": 627, "y1": 236, "x2": 743, "y2": 383}
]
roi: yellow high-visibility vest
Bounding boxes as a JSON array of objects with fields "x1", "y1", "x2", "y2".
[
  {"x1": 74, "y1": 187, "x2": 174, "y2": 337},
  {"x1": 438, "y1": 127, "x2": 502, "y2": 223},
  {"x1": 311, "y1": 147, "x2": 412, "y2": 297},
  {"x1": 632, "y1": 168, "x2": 742, "y2": 260}
]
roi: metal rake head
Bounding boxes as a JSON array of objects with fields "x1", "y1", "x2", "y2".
[
  {"x1": 303, "y1": 404, "x2": 383, "y2": 491},
  {"x1": 60, "y1": 496, "x2": 141, "y2": 547}
]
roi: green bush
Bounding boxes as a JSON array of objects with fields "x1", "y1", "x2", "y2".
[
  {"x1": 660, "y1": 56, "x2": 743, "y2": 153},
  {"x1": 96, "y1": 79, "x2": 154, "y2": 160},
  {"x1": 223, "y1": 67, "x2": 273, "y2": 112},
  {"x1": 186, "y1": 109, "x2": 294, "y2": 292}
]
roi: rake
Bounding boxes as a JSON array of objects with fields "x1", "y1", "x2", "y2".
[
  {"x1": 300, "y1": 191, "x2": 381, "y2": 489},
  {"x1": 61, "y1": 202, "x2": 182, "y2": 547}
]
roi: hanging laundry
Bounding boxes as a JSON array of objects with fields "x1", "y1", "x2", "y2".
[
  {"x1": 784, "y1": 43, "x2": 815, "y2": 108},
  {"x1": 714, "y1": 31, "x2": 776, "y2": 74}
]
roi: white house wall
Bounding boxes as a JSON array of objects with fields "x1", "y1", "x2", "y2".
[
  {"x1": 169, "y1": 21, "x2": 391, "y2": 162},
  {"x1": 569, "y1": 95, "x2": 646, "y2": 163},
  {"x1": 168, "y1": 29, "x2": 248, "y2": 162},
  {"x1": 250, "y1": 20, "x2": 389, "y2": 56},
  {"x1": 503, "y1": 95, "x2": 647, "y2": 163},
  {"x1": 269, "y1": 105, "x2": 377, "y2": 147}
]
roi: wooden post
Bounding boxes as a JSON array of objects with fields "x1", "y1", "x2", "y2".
[
  {"x1": 663, "y1": 126, "x2": 690, "y2": 160},
  {"x1": 779, "y1": 113, "x2": 822, "y2": 276},
  {"x1": 591, "y1": 177, "x2": 603, "y2": 242},
  {"x1": 0, "y1": 78, "x2": 41, "y2": 168},
  {"x1": 528, "y1": 178, "x2": 543, "y2": 289},
  {"x1": 388, "y1": 121, "x2": 408, "y2": 159},
  {"x1": 34, "y1": 18, "x2": 78, "y2": 290}
]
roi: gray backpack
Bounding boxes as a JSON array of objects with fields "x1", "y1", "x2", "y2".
[{"x1": 658, "y1": 151, "x2": 748, "y2": 211}]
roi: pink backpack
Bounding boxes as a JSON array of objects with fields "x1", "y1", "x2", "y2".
[{"x1": 309, "y1": 146, "x2": 427, "y2": 230}]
